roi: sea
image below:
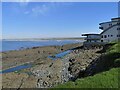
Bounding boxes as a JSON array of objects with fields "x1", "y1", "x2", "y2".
[{"x1": 1, "y1": 40, "x2": 83, "y2": 52}]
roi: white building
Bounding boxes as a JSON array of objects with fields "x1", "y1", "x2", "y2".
[
  {"x1": 82, "y1": 34, "x2": 101, "y2": 46},
  {"x1": 82, "y1": 17, "x2": 120, "y2": 46},
  {"x1": 99, "y1": 17, "x2": 120, "y2": 42}
]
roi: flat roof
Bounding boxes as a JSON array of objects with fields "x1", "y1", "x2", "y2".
[
  {"x1": 99, "y1": 21, "x2": 111, "y2": 25},
  {"x1": 99, "y1": 17, "x2": 120, "y2": 25},
  {"x1": 82, "y1": 34, "x2": 100, "y2": 36},
  {"x1": 99, "y1": 21, "x2": 119, "y2": 25},
  {"x1": 111, "y1": 17, "x2": 120, "y2": 20}
]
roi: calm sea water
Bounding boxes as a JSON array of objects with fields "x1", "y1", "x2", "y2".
[{"x1": 1, "y1": 40, "x2": 83, "y2": 52}]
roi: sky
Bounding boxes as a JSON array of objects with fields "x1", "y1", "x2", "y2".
[{"x1": 2, "y1": 2, "x2": 118, "y2": 39}]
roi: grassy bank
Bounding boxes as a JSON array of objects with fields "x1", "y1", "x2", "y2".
[
  {"x1": 55, "y1": 68, "x2": 119, "y2": 88},
  {"x1": 54, "y1": 42, "x2": 120, "y2": 88}
]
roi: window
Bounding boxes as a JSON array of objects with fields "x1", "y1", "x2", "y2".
[
  {"x1": 109, "y1": 24, "x2": 112, "y2": 26},
  {"x1": 104, "y1": 35, "x2": 107, "y2": 38},
  {"x1": 117, "y1": 23, "x2": 120, "y2": 25},
  {"x1": 118, "y1": 35, "x2": 120, "y2": 37},
  {"x1": 111, "y1": 35, "x2": 113, "y2": 37},
  {"x1": 117, "y1": 28, "x2": 120, "y2": 30},
  {"x1": 101, "y1": 35, "x2": 103, "y2": 38},
  {"x1": 108, "y1": 35, "x2": 109, "y2": 37},
  {"x1": 101, "y1": 40, "x2": 103, "y2": 42}
]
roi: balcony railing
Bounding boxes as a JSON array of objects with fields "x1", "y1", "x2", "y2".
[{"x1": 85, "y1": 37, "x2": 101, "y2": 40}]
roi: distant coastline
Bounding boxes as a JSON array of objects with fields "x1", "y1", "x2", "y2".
[
  {"x1": 1, "y1": 39, "x2": 83, "y2": 52},
  {"x1": 2, "y1": 37, "x2": 84, "y2": 41}
]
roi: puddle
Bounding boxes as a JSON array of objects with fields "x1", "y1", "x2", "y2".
[
  {"x1": 48, "y1": 50, "x2": 72, "y2": 60},
  {"x1": 0, "y1": 64, "x2": 32, "y2": 74}
]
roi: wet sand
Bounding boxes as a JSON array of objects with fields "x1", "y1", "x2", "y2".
[{"x1": 2, "y1": 43, "x2": 82, "y2": 70}]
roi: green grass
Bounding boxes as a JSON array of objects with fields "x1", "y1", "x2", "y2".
[
  {"x1": 54, "y1": 42, "x2": 120, "y2": 88},
  {"x1": 107, "y1": 42, "x2": 120, "y2": 53},
  {"x1": 104, "y1": 42, "x2": 120, "y2": 68},
  {"x1": 55, "y1": 68, "x2": 119, "y2": 88}
]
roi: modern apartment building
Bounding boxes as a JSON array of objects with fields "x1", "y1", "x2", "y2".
[
  {"x1": 99, "y1": 17, "x2": 120, "y2": 42},
  {"x1": 82, "y1": 17, "x2": 120, "y2": 46}
]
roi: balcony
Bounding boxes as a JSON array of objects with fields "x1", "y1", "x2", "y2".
[
  {"x1": 85, "y1": 37, "x2": 101, "y2": 40},
  {"x1": 99, "y1": 27, "x2": 103, "y2": 30}
]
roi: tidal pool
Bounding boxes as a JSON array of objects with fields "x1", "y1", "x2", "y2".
[{"x1": 0, "y1": 64, "x2": 32, "y2": 74}]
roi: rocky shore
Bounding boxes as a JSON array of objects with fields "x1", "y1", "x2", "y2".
[{"x1": 2, "y1": 42, "x2": 104, "y2": 88}]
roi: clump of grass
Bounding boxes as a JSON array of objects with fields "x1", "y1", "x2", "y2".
[
  {"x1": 107, "y1": 42, "x2": 120, "y2": 53},
  {"x1": 114, "y1": 58, "x2": 120, "y2": 67}
]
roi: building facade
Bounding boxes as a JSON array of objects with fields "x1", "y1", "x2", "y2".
[
  {"x1": 99, "y1": 17, "x2": 120, "y2": 42},
  {"x1": 82, "y1": 34, "x2": 101, "y2": 46},
  {"x1": 82, "y1": 17, "x2": 120, "y2": 46}
]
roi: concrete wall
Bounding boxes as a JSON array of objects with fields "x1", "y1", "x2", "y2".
[
  {"x1": 100, "y1": 22, "x2": 111, "y2": 30},
  {"x1": 100, "y1": 21, "x2": 118, "y2": 30},
  {"x1": 101, "y1": 25, "x2": 119, "y2": 42}
]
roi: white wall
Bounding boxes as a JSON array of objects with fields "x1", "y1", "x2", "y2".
[
  {"x1": 101, "y1": 25, "x2": 119, "y2": 42},
  {"x1": 100, "y1": 21, "x2": 118, "y2": 30},
  {"x1": 100, "y1": 22, "x2": 111, "y2": 30}
]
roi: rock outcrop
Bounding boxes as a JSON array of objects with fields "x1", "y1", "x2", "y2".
[
  {"x1": 2, "y1": 43, "x2": 103, "y2": 88},
  {"x1": 31, "y1": 47, "x2": 102, "y2": 88}
]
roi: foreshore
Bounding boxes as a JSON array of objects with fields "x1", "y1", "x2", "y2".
[
  {"x1": 2, "y1": 42, "x2": 103, "y2": 88},
  {"x1": 2, "y1": 42, "x2": 82, "y2": 69}
]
